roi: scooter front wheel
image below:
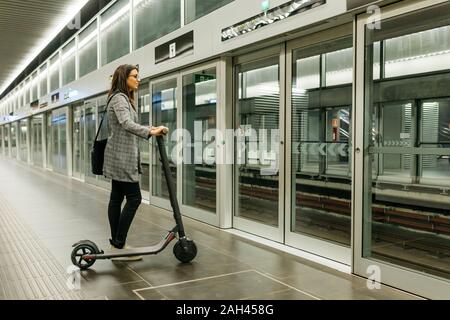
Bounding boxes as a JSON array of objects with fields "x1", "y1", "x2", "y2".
[
  {"x1": 71, "y1": 243, "x2": 97, "y2": 270},
  {"x1": 173, "y1": 239, "x2": 197, "y2": 263}
]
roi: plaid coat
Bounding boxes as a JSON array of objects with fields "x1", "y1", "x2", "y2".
[{"x1": 103, "y1": 93, "x2": 149, "y2": 183}]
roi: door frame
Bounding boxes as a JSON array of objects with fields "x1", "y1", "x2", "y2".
[
  {"x1": 285, "y1": 24, "x2": 354, "y2": 265},
  {"x1": 149, "y1": 60, "x2": 223, "y2": 227},
  {"x1": 232, "y1": 44, "x2": 286, "y2": 243},
  {"x1": 353, "y1": 0, "x2": 450, "y2": 299}
]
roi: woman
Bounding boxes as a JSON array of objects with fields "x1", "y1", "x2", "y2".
[{"x1": 103, "y1": 64, "x2": 167, "y2": 260}]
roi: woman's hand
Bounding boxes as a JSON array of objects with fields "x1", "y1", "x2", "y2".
[{"x1": 149, "y1": 126, "x2": 169, "y2": 136}]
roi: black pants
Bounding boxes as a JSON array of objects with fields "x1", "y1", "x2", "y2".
[{"x1": 108, "y1": 180, "x2": 142, "y2": 249}]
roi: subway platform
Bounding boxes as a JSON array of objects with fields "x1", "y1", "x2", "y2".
[{"x1": 0, "y1": 155, "x2": 421, "y2": 300}]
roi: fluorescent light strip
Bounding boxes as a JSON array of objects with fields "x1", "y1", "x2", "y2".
[{"x1": 0, "y1": 0, "x2": 90, "y2": 96}]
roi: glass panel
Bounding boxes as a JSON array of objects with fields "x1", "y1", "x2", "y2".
[
  {"x1": 138, "y1": 86, "x2": 150, "y2": 194},
  {"x1": 84, "y1": 103, "x2": 97, "y2": 182},
  {"x1": 182, "y1": 68, "x2": 217, "y2": 213},
  {"x1": 364, "y1": 8, "x2": 450, "y2": 280},
  {"x1": 72, "y1": 105, "x2": 84, "y2": 177},
  {"x1": 385, "y1": 25, "x2": 450, "y2": 78},
  {"x1": 49, "y1": 54, "x2": 60, "y2": 92},
  {"x1": 420, "y1": 99, "x2": 450, "y2": 186},
  {"x1": 62, "y1": 41, "x2": 76, "y2": 85},
  {"x1": 51, "y1": 108, "x2": 67, "y2": 174},
  {"x1": 97, "y1": 99, "x2": 110, "y2": 184},
  {"x1": 46, "y1": 113, "x2": 52, "y2": 168},
  {"x1": 4, "y1": 125, "x2": 9, "y2": 152},
  {"x1": 185, "y1": 0, "x2": 233, "y2": 24},
  {"x1": 325, "y1": 47, "x2": 353, "y2": 86},
  {"x1": 25, "y1": 80, "x2": 30, "y2": 105},
  {"x1": 134, "y1": 0, "x2": 180, "y2": 50},
  {"x1": 235, "y1": 56, "x2": 280, "y2": 227},
  {"x1": 152, "y1": 79, "x2": 177, "y2": 200},
  {"x1": 19, "y1": 120, "x2": 28, "y2": 162},
  {"x1": 32, "y1": 115, "x2": 43, "y2": 167},
  {"x1": 79, "y1": 22, "x2": 98, "y2": 78},
  {"x1": 31, "y1": 73, "x2": 38, "y2": 101},
  {"x1": 292, "y1": 37, "x2": 353, "y2": 246},
  {"x1": 10, "y1": 123, "x2": 17, "y2": 158},
  {"x1": 0, "y1": 126, "x2": 3, "y2": 155},
  {"x1": 101, "y1": 0, "x2": 130, "y2": 66}
]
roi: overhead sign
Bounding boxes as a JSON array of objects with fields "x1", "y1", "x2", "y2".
[{"x1": 194, "y1": 74, "x2": 215, "y2": 84}]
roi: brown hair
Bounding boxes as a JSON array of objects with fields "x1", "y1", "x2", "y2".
[{"x1": 108, "y1": 64, "x2": 138, "y2": 108}]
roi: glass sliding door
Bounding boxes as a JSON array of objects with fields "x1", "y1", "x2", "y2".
[
  {"x1": 181, "y1": 65, "x2": 218, "y2": 224},
  {"x1": 72, "y1": 104, "x2": 84, "y2": 179},
  {"x1": 10, "y1": 122, "x2": 17, "y2": 159},
  {"x1": 31, "y1": 115, "x2": 44, "y2": 167},
  {"x1": 18, "y1": 119, "x2": 29, "y2": 163},
  {"x1": 51, "y1": 107, "x2": 68, "y2": 175},
  {"x1": 233, "y1": 47, "x2": 284, "y2": 242},
  {"x1": 354, "y1": 0, "x2": 450, "y2": 299},
  {"x1": 138, "y1": 84, "x2": 151, "y2": 199},
  {"x1": 286, "y1": 26, "x2": 353, "y2": 264},
  {"x1": 84, "y1": 100, "x2": 98, "y2": 185},
  {"x1": 96, "y1": 96, "x2": 111, "y2": 188},
  {"x1": 0, "y1": 126, "x2": 3, "y2": 155},
  {"x1": 46, "y1": 112, "x2": 52, "y2": 169},
  {"x1": 3, "y1": 125, "x2": 9, "y2": 157},
  {"x1": 150, "y1": 77, "x2": 178, "y2": 209}
]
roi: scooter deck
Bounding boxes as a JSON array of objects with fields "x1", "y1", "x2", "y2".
[{"x1": 92, "y1": 234, "x2": 175, "y2": 260}]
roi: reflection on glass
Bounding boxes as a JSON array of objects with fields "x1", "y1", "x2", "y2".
[
  {"x1": 51, "y1": 108, "x2": 68, "y2": 174},
  {"x1": 72, "y1": 106, "x2": 83, "y2": 178},
  {"x1": 138, "y1": 87, "x2": 150, "y2": 194},
  {"x1": 84, "y1": 104, "x2": 97, "y2": 182},
  {"x1": 19, "y1": 120, "x2": 28, "y2": 162},
  {"x1": 97, "y1": 101, "x2": 110, "y2": 184},
  {"x1": 101, "y1": 0, "x2": 130, "y2": 66},
  {"x1": 134, "y1": 0, "x2": 180, "y2": 50},
  {"x1": 292, "y1": 37, "x2": 352, "y2": 246},
  {"x1": 79, "y1": 22, "x2": 98, "y2": 78},
  {"x1": 62, "y1": 41, "x2": 76, "y2": 86},
  {"x1": 185, "y1": 0, "x2": 233, "y2": 24},
  {"x1": 364, "y1": 10, "x2": 450, "y2": 280},
  {"x1": 182, "y1": 68, "x2": 217, "y2": 213},
  {"x1": 10, "y1": 123, "x2": 17, "y2": 158},
  {"x1": 235, "y1": 56, "x2": 279, "y2": 227},
  {"x1": 152, "y1": 79, "x2": 177, "y2": 200},
  {"x1": 46, "y1": 113, "x2": 52, "y2": 168},
  {"x1": 32, "y1": 115, "x2": 43, "y2": 167},
  {"x1": 49, "y1": 55, "x2": 59, "y2": 92},
  {"x1": 420, "y1": 99, "x2": 450, "y2": 186}
]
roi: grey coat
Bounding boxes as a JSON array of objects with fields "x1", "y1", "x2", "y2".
[{"x1": 103, "y1": 93, "x2": 150, "y2": 183}]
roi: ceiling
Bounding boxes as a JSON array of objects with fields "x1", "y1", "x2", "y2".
[{"x1": 0, "y1": 0, "x2": 89, "y2": 96}]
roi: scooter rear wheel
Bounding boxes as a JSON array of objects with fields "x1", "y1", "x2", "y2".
[
  {"x1": 173, "y1": 239, "x2": 197, "y2": 263},
  {"x1": 71, "y1": 244, "x2": 97, "y2": 270}
]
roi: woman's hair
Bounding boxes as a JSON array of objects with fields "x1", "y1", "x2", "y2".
[{"x1": 108, "y1": 64, "x2": 138, "y2": 107}]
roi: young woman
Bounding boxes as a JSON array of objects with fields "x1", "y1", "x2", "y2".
[{"x1": 103, "y1": 64, "x2": 167, "y2": 260}]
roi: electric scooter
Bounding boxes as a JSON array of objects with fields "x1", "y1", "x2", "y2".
[{"x1": 71, "y1": 135, "x2": 197, "y2": 270}]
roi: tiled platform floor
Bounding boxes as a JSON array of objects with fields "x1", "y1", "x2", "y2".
[{"x1": 0, "y1": 156, "x2": 422, "y2": 300}]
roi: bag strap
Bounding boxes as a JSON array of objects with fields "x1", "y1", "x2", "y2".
[{"x1": 94, "y1": 93, "x2": 117, "y2": 142}]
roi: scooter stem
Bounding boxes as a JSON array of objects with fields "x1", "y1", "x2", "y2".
[{"x1": 156, "y1": 135, "x2": 186, "y2": 238}]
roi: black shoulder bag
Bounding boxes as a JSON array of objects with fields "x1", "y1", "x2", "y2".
[{"x1": 91, "y1": 94, "x2": 116, "y2": 175}]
